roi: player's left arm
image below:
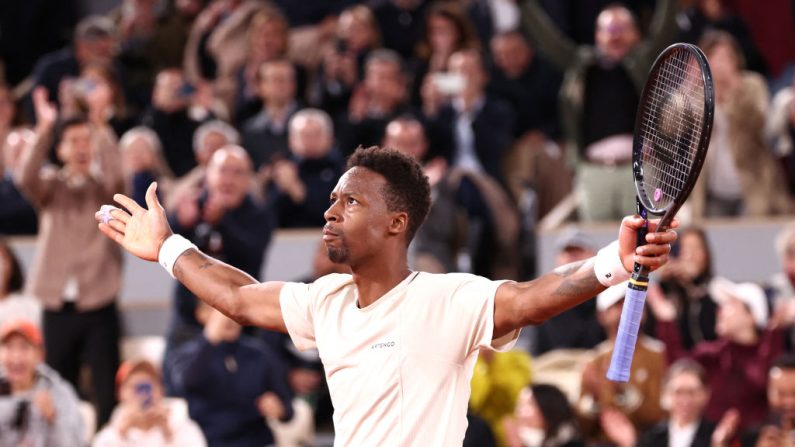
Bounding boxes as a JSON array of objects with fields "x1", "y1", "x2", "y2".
[{"x1": 492, "y1": 216, "x2": 678, "y2": 339}]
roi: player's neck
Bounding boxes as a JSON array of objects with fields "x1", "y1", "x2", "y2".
[{"x1": 351, "y1": 260, "x2": 412, "y2": 308}]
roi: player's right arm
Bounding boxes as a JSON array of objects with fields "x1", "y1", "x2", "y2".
[{"x1": 96, "y1": 182, "x2": 287, "y2": 332}]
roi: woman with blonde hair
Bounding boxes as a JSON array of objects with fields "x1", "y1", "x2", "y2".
[{"x1": 118, "y1": 126, "x2": 174, "y2": 206}]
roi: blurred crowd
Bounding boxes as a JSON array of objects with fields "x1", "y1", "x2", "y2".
[{"x1": 0, "y1": 0, "x2": 794, "y2": 445}]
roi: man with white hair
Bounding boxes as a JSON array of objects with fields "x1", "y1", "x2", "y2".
[{"x1": 270, "y1": 108, "x2": 344, "y2": 228}]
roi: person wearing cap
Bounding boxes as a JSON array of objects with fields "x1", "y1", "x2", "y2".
[
  {"x1": 577, "y1": 281, "x2": 667, "y2": 442},
  {"x1": 93, "y1": 359, "x2": 206, "y2": 447},
  {"x1": 0, "y1": 319, "x2": 84, "y2": 446},
  {"x1": 647, "y1": 277, "x2": 791, "y2": 431}
]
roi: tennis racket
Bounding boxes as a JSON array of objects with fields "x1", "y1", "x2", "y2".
[{"x1": 606, "y1": 43, "x2": 714, "y2": 382}]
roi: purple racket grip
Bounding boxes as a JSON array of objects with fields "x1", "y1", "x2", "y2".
[{"x1": 606, "y1": 285, "x2": 648, "y2": 382}]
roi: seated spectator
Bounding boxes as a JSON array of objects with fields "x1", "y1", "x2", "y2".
[
  {"x1": 15, "y1": 88, "x2": 124, "y2": 427},
  {"x1": 241, "y1": 59, "x2": 302, "y2": 169},
  {"x1": 503, "y1": 384, "x2": 585, "y2": 447},
  {"x1": 423, "y1": 48, "x2": 515, "y2": 186},
  {"x1": 0, "y1": 239, "x2": 41, "y2": 329},
  {"x1": 742, "y1": 355, "x2": 795, "y2": 447},
  {"x1": 270, "y1": 108, "x2": 345, "y2": 228},
  {"x1": 648, "y1": 277, "x2": 791, "y2": 430},
  {"x1": 767, "y1": 74, "x2": 795, "y2": 199},
  {"x1": 578, "y1": 282, "x2": 667, "y2": 441},
  {"x1": 168, "y1": 303, "x2": 294, "y2": 447},
  {"x1": 337, "y1": 49, "x2": 413, "y2": 157},
  {"x1": 0, "y1": 319, "x2": 84, "y2": 446},
  {"x1": 1, "y1": 128, "x2": 38, "y2": 235},
  {"x1": 689, "y1": 31, "x2": 789, "y2": 218},
  {"x1": 164, "y1": 146, "x2": 276, "y2": 382},
  {"x1": 119, "y1": 126, "x2": 174, "y2": 207},
  {"x1": 59, "y1": 63, "x2": 137, "y2": 138},
  {"x1": 384, "y1": 116, "x2": 519, "y2": 278},
  {"x1": 651, "y1": 227, "x2": 719, "y2": 350},
  {"x1": 601, "y1": 359, "x2": 741, "y2": 447},
  {"x1": 769, "y1": 223, "x2": 795, "y2": 347},
  {"x1": 532, "y1": 228, "x2": 604, "y2": 356},
  {"x1": 487, "y1": 30, "x2": 562, "y2": 139},
  {"x1": 141, "y1": 68, "x2": 213, "y2": 177},
  {"x1": 312, "y1": 4, "x2": 382, "y2": 118},
  {"x1": 164, "y1": 119, "x2": 240, "y2": 212},
  {"x1": 30, "y1": 15, "x2": 119, "y2": 109},
  {"x1": 93, "y1": 359, "x2": 206, "y2": 446}
]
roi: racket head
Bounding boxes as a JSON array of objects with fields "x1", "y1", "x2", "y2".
[{"x1": 632, "y1": 43, "x2": 714, "y2": 225}]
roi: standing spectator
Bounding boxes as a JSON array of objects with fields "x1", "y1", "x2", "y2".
[
  {"x1": 93, "y1": 359, "x2": 206, "y2": 447},
  {"x1": 271, "y1": 109, "x2": 345, "y2": 228},
  {"x1": 766, "y1": 72, "x2": 795, "y2": 198},
  {"x1": 241, "y1": 59, "x2": 301, "y2": 169},
  {"x1": 741, "y1": 355, "x2": 795, "y2": 447},
  {"x1": 578, "y1": 282, "x2": 667, "y2": 441},
  {"x1": 163, "y1": 146, "x2": 276, "y2": 394},
  {"x1": 337, "y1": 49, "x2": 412, "y2": 157},
  {"x1": 503, "y1": 384, "x2": 585, "y2": 447},
  {"x1": 648, "y1": 277, "x2": 788, "y2": 430},
  {"x1": 0, "y1": 240, "x2": 41, "y2": 329},
  {"x1": 689, "y1": 31, "x2": 789, "y2": 218},
  {"x1": 168, "y1": 303, "x2": 294, "y2": 447},
  {"x1": 30, "y1": 15, "x2": 119, "y2": 109},
  {"x1": 141, "y1": 68, "x2": 213, "y2": 177},
  {"x1": 15, "y1": 88, "x2": 123, "y2": 427},
  {"x1": 118, "y1": 126, "x2": 174, "y2": 207},
  {"x1": 524, "y1": 0, "x2": 678, "y2": 221},
  {"x1": 0, "y1": 319, "x2": 84, "y2": 447},
  {"x1": 371, "y1": 0, "x2": 429, "y2": 60},
  {"x1": 1, "y1": 127, "x2": 39, "y2": 235}
]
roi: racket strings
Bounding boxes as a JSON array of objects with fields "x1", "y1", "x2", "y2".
[{"x1": 638, "y1": 49, "x2": 706, "y2": 211}]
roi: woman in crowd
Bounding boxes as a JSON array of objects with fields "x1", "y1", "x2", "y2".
[
  {"x1": 0, "y1": 239, "x2": 40, "y2": 329},
  {"x1": 118, "y1": 126, "x2": 174, "y2": 207},
  {"x1": 503, "y1": 384, "x2": 584, "y2": 447},
  {"x1": 61, "y1": 63, "x2": 136, "y2": 138}
]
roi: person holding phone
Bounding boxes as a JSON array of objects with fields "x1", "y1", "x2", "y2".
[{"x1": 93, "y1": 359, "x2": 206, "y2": 446}]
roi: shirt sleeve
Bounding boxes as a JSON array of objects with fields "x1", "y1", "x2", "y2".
[
  {"x1": 279, "y1": 281, "x2": 317, "y2": 351},
  {"x1": 454, "y1": 276, "x2": 521, "y2": 355}
]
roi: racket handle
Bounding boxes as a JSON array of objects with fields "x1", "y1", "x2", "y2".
[{"x1": 606, "y1": 275, "x2": 648, "y2": 382}]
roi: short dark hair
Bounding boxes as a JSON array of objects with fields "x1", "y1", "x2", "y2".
[
  {"x1": 347, "y1": 146, "x2": 431, "y2": 244},
  {"x1": 772, "y1": 354, "x2": 795, "y2": 372},
  {"x1": 664, "y1": 359, "x2": 707, "y2": 388},
  {"x1": 55, "y1": 115, "x2": 90, "y2": 144},
  {"x1": 0, "y1": 239, "x2": 24, "y2": 295}
]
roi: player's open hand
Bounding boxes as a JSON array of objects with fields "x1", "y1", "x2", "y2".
[
  {"x1": 617, "y1": 215, "x2": 678, "y2": 273},
  {"x1": 96, "y1": 182, "x2": 173, "y2": 262}
]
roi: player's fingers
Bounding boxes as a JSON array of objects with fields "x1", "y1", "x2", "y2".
[
  {"x1": 98, "y1": 223, "x2": 125, "y2": 245},
  {"x1": 637, "y1": 243, "x2": 671, "y2": 257},
  {"x1": 106, "y1": 216, "x2": 126, "y2": 234},
  {"x1": 645, "y1": 229, "x2": 677, "y2": 245},
  {"x1": 114, "y1": 193, "x2": 144, "y2": 215},
  {"x1": 145, "y1": 182, "x2": 163, "y2": 211},
  {"x1": 109, "y1": 208, "x2": 131, "y2": 224},
  {"x1": 635, "y1": 253, "x2": 669, "y2": 269}
]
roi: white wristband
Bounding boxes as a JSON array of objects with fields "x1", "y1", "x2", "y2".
[
  {"x1": 158, "y1": 235, "x2": 197, "y2": 278},
  {"x1": 594, "y1": 240, "x2": 631, "y2": 287}
]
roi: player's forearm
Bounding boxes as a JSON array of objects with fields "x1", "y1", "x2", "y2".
[{"x1": 173, "y1": 248, "x2": 259, "y2": 323}]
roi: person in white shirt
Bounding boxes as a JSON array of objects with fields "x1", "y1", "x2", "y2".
[{"x1": 94, "y1": 146, "x2": 677, "y2": 446}]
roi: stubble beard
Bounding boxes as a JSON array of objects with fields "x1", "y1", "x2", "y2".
[{"x1": 327, "y1": 240, "x2": 350, "y2": 264}]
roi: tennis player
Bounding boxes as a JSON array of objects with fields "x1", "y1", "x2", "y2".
[{"x1": 96, "y1": 146, "x2": 676, "y2": 446}]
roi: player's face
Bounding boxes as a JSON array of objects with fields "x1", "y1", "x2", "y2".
[{"x1": 323, "y1": 167, "x2": 394, "y2": 265}]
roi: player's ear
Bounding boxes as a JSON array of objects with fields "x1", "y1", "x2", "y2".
[{"x1": 388, "y1": 211, "x2": 408, "y2": 236}]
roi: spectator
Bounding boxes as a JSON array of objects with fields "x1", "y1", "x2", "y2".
[
  {"x1": 168, "y1": 302, "x2": 294, "y2": 447},
  {"x1": 0, "y1": 319, "x2": 84, "y2": 447},
  {"x1": 769, "y1": 223, "x2": 795, "y2": 348},
  {"x1": 652, "y1": 227, "x2": 719, "y2": 350},
  {"x1": 232, "y1": 7, "x2": 308, "y2": 124},
  {"x1": 371, "y1": 0, "x2": 429, "y2": 60},
  {"x1": 164, "y1": 119, "x2": 240, "y2": 212},
  {"x1": 601, "y1": 359, "x2": 740, "y2": 447},
  {"x1": 742, "y1": 355, "x2": 795, "y2": 447},
  {"x1": 578, "y1": 282, "x2": 667, "y2": 441},
  {"x1": 524, "y1": 0, "x2": 678, "y2": 221},
  {"x1": 532, "y1": 228, "x2": 604, "y2": 356},
  {"x1": 410, "y1": 0, "x2": 481, "y2": 104},
  {"x1": 93, "y1": 359, "x2": 206, "y2": 446},
  {"x1": 648, "y1": 276, "x2": 789, "y2": 430},
  {"x1": 766, "y1": 71, "x2": 795, "y2": 197},
  {"x1": 15, "y1": 88, "x2": 123, "y2": 427},
  {"x1": 30, "y1": 15, "x2": 119, "y2": 109},
  {"x1": 163, "y1": 145, "x2": 275, "y2": 394},
  {"x1": 487, "y1": 30, "x2": 562, "y2": 139},
  {"x1": 337, "y1": 49, "x2": 412, "y2": 157},
  {"x1": 241, "y1": 59, "x2": 302, "y2": 169},
  {"x1": 1, "y1": 128, "x2": 39, "y2": 235},
  {"x1": 118, "y1": 126, "x2": 174, "y2": 207},
  {"x1": 0, "y1": 239, "x2": 41, "y2": 329},
  {"x1": 60, "y1": 63, "x2": 136, "y2": 138},
  {"x1": 271, "y1": 108, "x2": 345, "y2": 228},
  {"x1": 141, "y1": 68, "x2": 213, "y2": 177},
  {"x1": 503, "y1": 384, "x2": 585, "y2": 447},
  {"x1": 689, "y1": 31, "x2": 789, "y2": 218}
]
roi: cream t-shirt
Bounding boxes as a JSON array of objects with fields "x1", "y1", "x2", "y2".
[{"x1": 279, "y1": 271, "x2": 520, "y2": 446}]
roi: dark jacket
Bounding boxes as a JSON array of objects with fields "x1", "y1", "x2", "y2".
[{"x1": 638, "y1": 419, "x2": 716, "y2": 447}]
